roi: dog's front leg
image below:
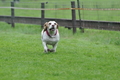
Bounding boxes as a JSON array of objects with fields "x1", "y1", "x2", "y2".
[{"x1": 42, "y1": 41, "x2": 48, "y2": 53}]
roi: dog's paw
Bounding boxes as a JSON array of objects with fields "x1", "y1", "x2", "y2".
[
  {"x1": 49, "y1": 49, "x2": 56, "y2": 52},
  {"x1": 44, "y1": 49, "x2": 56, "y2": 53},
  {"x1": 44, "y1": 49, "x2": 49, "y2": 53}
]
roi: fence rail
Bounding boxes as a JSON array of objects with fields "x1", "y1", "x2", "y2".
[
  {"x1": 0, "y1": 15, "x2": 120, "y2": 31},
  {"x1": 1, "y1": 7, "x2": 120, "y2": 11}
]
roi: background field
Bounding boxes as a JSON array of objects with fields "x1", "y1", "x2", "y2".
[
  {"x1": 0, "y1": 22, "x2": 120, "y2": 80},
  {"x1": 0, "y1": 0, "x2": 120, "y2": 21}
]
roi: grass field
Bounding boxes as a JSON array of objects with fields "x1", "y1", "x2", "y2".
[
  {"x1": 0, "y1": 0, "x2": 120, "y2": 80},
  {"x1": 0, "y1": 22, "x2": 120, "y2": 80}
]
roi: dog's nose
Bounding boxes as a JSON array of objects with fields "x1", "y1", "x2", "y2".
[{"x1": 52, "y1": 25, "x2": 54, "y2": 28}]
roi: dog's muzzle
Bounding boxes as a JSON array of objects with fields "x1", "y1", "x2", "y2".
[{"x1": 50, "y1": 25, "x2": 55, "y2": 31}]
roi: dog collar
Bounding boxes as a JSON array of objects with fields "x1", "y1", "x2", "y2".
[{"x1": 46, "y1": 30, "x2": 57, "y2": 38}]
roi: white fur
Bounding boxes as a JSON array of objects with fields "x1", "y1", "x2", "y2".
[{"x1": 41, "y1": 21, "x2": 60, "y2": 53}]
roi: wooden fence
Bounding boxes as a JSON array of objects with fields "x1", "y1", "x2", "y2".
[{"x1": 0, "y1": 1, "x2": 120, "y2": 33}]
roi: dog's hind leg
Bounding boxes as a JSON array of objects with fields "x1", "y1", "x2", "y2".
[{"x1": 51, "y1": 43, "x2": 58, "y2": 52}]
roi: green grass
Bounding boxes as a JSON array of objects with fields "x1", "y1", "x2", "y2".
[
  {"x1": 0, "y1": 22, "x2": 120, "y2": 80},
  {"x1": 0, "y1": 0, "x2": 120, "y2": 21}
]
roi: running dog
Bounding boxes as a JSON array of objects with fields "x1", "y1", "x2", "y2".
[{"x1": 41, "y1": 21, "x2": 60, "y2": 53}]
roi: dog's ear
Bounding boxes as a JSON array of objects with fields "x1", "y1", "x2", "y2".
[
  {"x1": 57, "y1": 23, "x2": 59, "y2": 29},
  {"x1": 43, "y1": 22, "x2": 48, "y2": 31}
]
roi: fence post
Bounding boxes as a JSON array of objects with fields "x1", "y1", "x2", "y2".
[
  {"x1": 11, "y1": 1, "x2": 15, "y2": 28},
  {"x1": 71, "y1": 1, "x2": 76, "y2": 34},
  {"x1": 41, "y1": 3, "x2": 45, "y2": 29},
  {"x1": 77, "y1": 0, "x2": 84, "y2": 33},
  {"x1": 77, "y1": 0, "x2": 81, "y2": 26}
]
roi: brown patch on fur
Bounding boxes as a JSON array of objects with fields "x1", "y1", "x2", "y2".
[
  {"x1": 43, "y1": 22, "x2": 48, "y2": 31},
  {"x1": 57, "y1": 23, "x2": 59, "y2": 29}
]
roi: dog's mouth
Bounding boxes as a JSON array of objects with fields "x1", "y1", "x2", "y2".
[{"x1": 49, "y1": 28, "x2": 55, "y2": 31}]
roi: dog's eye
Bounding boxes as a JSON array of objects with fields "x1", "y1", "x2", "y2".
[
  {"x1": 49, "y1": 23, "x2": 51, "y2": 25},
  {"x1": 54, "y1": 23, "x2": 56, "y2": 25}
]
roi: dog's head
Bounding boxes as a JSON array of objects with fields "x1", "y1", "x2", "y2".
[{"x1": 43, "y1": 21, "x2": 58, "y2": 31}]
